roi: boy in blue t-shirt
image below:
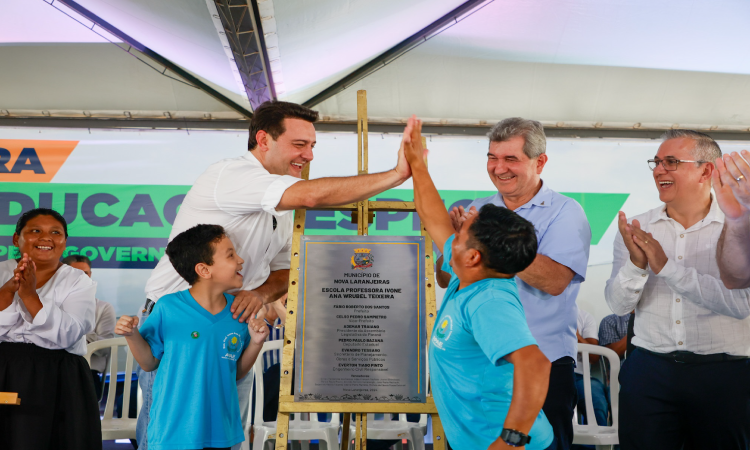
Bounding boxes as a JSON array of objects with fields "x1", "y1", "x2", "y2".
[
  {"x1": 402, "y1": 118, "x2": 553, "y2": 450},
  {"x1": 116, "y1": 224, "x2": 269, "y2": 450}
]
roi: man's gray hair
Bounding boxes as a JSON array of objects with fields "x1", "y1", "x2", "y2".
[
  {"x1": 487, "y1": 117, "x2": 546, "y2": 159},
  {"x1": 660, "y1": 129, "x2": 722, "y2": 163}
]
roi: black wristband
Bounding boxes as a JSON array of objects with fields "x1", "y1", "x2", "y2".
[{"x1": 500, "y1": 428, "x2": 531, "y2": 447}]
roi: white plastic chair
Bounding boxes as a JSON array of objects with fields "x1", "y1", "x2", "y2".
[
  {"x1": 85, "y1": 337, "x2": 139, "y2": 440},
  {"x1": 244, "y1": 340, "x2": 341, "y2": 450},
  {"x1": 347, "y1": 414, "x2": 427, "y2": 450},
  {"x1": 572, "y1": 343, "x2": 620, "y2": 450}
]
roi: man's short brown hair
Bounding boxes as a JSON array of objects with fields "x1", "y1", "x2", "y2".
[{"x1": 248, "y1": 101, "x2": 319, "y2": 150}]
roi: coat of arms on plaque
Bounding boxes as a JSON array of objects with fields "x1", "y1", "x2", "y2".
[{"x1": 351, "y1": 248, "x2": 374, "y2": 270}]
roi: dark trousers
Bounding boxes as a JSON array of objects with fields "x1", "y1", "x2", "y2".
[
  {"x1": 542, "y1": 357, "x2": 577, "y2": 450},
  {"x1": 619, "y1": 348, "x2": 750, "y2": 450}
]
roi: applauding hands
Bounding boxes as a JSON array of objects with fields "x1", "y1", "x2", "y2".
[
  {"x1": 713, "y1": 151, "x2": 750, "y2": 221},
  {"x1": 0, "y1": 254, "x2": 41, "y2": 312},
  {"x1": 617, "y1": 212, "x2": 668, "y2": 274}
]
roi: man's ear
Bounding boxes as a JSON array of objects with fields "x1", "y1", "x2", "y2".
[
  {"x1": 465, "y1": 248, "x2": 483, "y2": 269},
  {"x1": 194, "y1": 262, "x2": 212, "y2": 280},
  {"x1": 255, "y1": 130, "x2": 271, "y2": 153},
  {"x1": 536, "y1": 153, "x2": 549, "y2": 174},
  {"x1": 11, "y1": 233, "x2": 18, "y2": 248},
  {"x1": 702, "y1": 162, "x2": 715, "y2": 184}
]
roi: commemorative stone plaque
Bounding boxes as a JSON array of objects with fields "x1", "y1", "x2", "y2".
[{"x1": 294, "y1": 235, "x2": 427, "y2": 403}]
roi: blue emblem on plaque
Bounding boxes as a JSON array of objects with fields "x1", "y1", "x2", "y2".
[{"x1": 351, "y1": 248, "x2": 374, "y2": 270}]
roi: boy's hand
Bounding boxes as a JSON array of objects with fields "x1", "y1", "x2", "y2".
[
  {"x1": 248, "y1": 320, "x2": 270, "y2": 345},
  {"x1": 116, "y1": 315, "x2": 140, "y2": 337}
]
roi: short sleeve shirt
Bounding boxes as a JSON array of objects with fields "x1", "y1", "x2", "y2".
[
  {"x1": 469, "y1": 182, "x2": 591, "y2": 362},
  {"x1": 145, "y1": 152, "x2": 300, "y2": 301},
  {"x1": 598, "y1": 313, "x2": 630, "y2": 347},
  {"x1": 139, "y1": 290, "x2": 251, "y2": 450},
  {"x1": 429, "y1": 235, "x2": 553, "y2": 450},
  {"x1": 575, "y1": 309, "x2": 598, "y2": 374}
]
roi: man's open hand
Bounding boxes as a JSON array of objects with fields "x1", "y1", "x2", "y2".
[
  {"x1": 714, "y1": 153, "x2": 750, "y2": 221},
  {"x1": 231, "y1": 289, "x2": 266, "y2": 323},
  {"x1": 394, "y1": 117, "x2": 417, "y2": 182},
  {"x1": 449, "y1": 205, "x2": 478, "y2": 232}
]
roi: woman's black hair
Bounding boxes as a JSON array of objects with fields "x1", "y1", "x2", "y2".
[{"x1": 15, "y1": 208, "x2": 69, "y2": 238}]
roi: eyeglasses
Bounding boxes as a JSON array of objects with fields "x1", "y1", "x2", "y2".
[{"x1": 647, "y1": 158, "x2": 707, "y2": 171}]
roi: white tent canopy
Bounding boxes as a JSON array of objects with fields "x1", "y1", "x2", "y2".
[{"x1": 2, "y1": 0, "x2": 750, "y2": 130}]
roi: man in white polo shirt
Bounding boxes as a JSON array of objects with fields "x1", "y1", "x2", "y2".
[{"x1": 136, "y1": 100, "x2": 416, "y2": 449}]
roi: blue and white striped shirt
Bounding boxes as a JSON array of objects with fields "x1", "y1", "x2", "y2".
[{"x1": 262, "y1": 318, "x2": 284, "y2": 372}]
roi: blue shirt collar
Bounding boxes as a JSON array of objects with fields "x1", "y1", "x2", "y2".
[{"x1": 492, "y1": 180, "x2": 551, "y2": 212}]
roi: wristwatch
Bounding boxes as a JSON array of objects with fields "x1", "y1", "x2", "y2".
[{"x1": 500, "y1": 428, "x2": 531, "y2": 447}]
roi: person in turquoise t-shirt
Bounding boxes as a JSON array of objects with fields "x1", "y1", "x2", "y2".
[
  {"x1": 116, "y1": 224, "x2": 269, "y2": 450},
  {"x1": 402, "y1": 117, "x2": 554, "y2": 450}
]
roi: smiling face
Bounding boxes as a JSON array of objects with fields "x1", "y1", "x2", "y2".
[
  {"x1": 653, "y1": 137, "x2": 711, "y2": 205},
  {"x1": 205, "y1": 236, "x2": 245, "y2": 290},
  {"x1": 262, "y1": 118, "x2": 316, "y2": 178},
  {"x1": 12, "y1": 215, "x2": 67, "y2": 264},
  {"x1": 487, "y1": 136, "x2": 547, "y2": 201}
]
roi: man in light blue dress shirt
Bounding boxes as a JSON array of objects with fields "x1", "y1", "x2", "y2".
[{"x1": 437, "y1": 118, "x2": 591, "y2": 450}]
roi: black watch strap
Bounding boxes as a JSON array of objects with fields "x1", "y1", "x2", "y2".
[{"x1": 500, "y1": 428, "x2": 531, "y2": 447}]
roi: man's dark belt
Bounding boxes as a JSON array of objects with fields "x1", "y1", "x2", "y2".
[{"x1": 639, "y1": 347, "x2": 748, "y2": 363}]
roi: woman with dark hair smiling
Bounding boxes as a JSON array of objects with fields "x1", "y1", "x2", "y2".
[{"x1": 0, "y1": 208, "x2": 101, "y2": 450}]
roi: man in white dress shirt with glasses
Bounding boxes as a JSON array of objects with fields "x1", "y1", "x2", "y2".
[{"x1": 605, "y1": 129, "x2": 750, "y2": 449}]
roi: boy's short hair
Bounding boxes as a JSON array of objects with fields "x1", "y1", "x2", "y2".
[
  {"x1": 468, "y1": 204, "x2": 538, "y2": 275},
  {"x1": 166, "y1": 224, "x2": 227, "y2": 285}
]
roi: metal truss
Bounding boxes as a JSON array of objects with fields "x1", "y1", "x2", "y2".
[
  {"x1": 211, "y1": 0, "x2": 276, "y2": 109},
  {"x1": 302, "y1": 0, "x2": 494, "y2": 108},
  {"x1": 45, "y1": 0, "x2": 254, "y2": 119}
]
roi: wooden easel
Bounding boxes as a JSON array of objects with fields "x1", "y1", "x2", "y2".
[
  {"x1": 274, "y1": 90, "x2": 446, "y2": 450},
  {"x1": 0, "y1": 392, "x2": 21, "y2": 405}
]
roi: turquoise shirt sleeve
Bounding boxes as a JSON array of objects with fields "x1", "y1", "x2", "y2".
[
  {"x1": 441, "y1": 235, "x2": 457, "y2": 278},
  {"x1": 468, "y1": 290, "x2": 538, "y2": 366},
  {"x1": 139, "y1": 299, "x2": 165, "y2": 360}
]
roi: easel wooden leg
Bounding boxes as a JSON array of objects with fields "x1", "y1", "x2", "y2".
[
  {"x1": 430, "y1": 413, "x2": 446, "y2": 450},
  {"x1": 275, "y1": 412, "x2": 290, "y2": 450},
  {"x1": 361, "y1": 413, "x2": 367, "y2": 449},
  {"x1": 341, "y1": 414, "x2": 351, "y2": 450},
  {"x1": 354, "y1": 414, "x2": 361, "y2": 450},
  {"x1": 353, "y1": 413, "x2": 368, "y2": 450}
]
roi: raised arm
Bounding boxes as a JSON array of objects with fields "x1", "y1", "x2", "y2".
[
  {"x1": 277, "y1": 121, "x2": 415, "y2": 211},
  {"x1": 713, "y1": 154, "x2": 750, "y2": 289},
  {"x1": 401, "y1": 117, "x2": 454, "y2": 253}
]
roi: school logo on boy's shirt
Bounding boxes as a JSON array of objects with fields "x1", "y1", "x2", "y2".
[
  {"x1": 222, "y1": 332, "x2": 243, "y2": 361},
  {"x1": 191, "y1": 331, "x2": 200, "y2": 339},
  {"x1": 431, "y1": 316, "x2": 453, "y2": 350}
]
